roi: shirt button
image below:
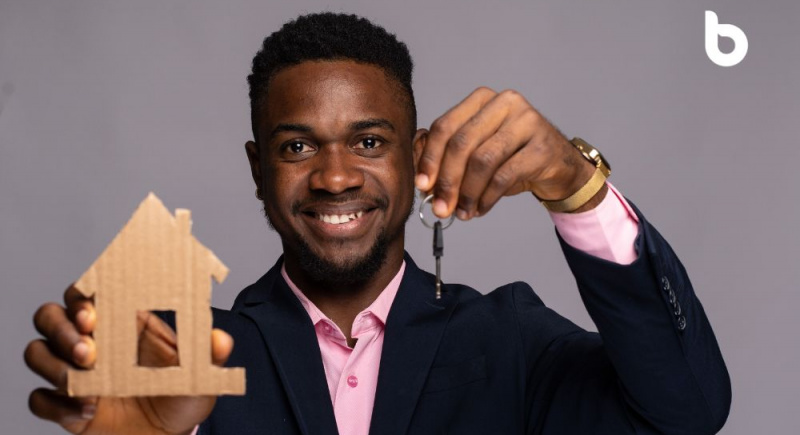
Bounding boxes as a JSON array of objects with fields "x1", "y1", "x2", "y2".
[
  {"x1": 347, "y1": 375, "x2": 358, "y2": 388},
  {"x1": 322, "y1": 323, "x2": 333, "y2": 333}
]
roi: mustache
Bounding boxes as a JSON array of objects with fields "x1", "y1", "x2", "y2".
[{"x1": 290, "y1": 192, "x2": 389, "y2": 215}]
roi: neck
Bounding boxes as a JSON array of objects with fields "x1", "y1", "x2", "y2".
[{"x1": 282, "y1": 239, "x2": 405, "y2": 341}]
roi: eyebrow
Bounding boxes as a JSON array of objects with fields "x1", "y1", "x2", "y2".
[
  {"x1": 269, "y1": 123, "x2": 312, "y2": 139},
  {"x1": 349, "y1": 118, "x2": 395, "y2": 132},
  {"x1": 268, "y1": 118, "x2": 395, "y2": 140}
]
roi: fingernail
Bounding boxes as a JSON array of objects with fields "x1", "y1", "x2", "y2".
[
  {"x1": 73, "y1": 341, "x2": 89, "y2": 362},
  {"x1": 433, "y1": 198, "x2": 448, "y2": 217},
  {"x1": 456, "y1": 208, "x2": 469, "y2": 220},
  {"x1": 415, "y1": 173, "x2": 429, "y2": 189},
  {"x1": 81, "y1": 404, "x2": 96, "y2": 420}
]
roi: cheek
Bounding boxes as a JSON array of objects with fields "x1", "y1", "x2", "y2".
[
  {"x1": 263, "y1": 166, "x2": 301, "y2": 212},
  {"x1": 383, "y1": 153, "x2": 416, "y2": 210}
]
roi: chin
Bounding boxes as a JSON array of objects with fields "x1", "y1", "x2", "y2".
[{"x1": 294, "y1": 231, "x2": 390, "y2": 287}]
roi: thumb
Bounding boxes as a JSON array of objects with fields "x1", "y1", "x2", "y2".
[{"x1": 210, "y1": 329, "x2": 233, "y2": 366}]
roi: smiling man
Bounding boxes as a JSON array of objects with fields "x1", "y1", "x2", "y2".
[{"x1": 26, "y1": 12, "x2": 731, "y2": 435}]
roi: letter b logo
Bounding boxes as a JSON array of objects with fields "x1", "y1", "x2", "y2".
[{"x1": 705, "y1": 11, "x2": 748, "y2": 67}]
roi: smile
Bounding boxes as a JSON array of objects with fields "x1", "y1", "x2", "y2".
[
  {"x1": 300, "y1": 203, "x2": 381, "y2": 238},
  {"x1": 316, "y1": 211, "x2": 365, "y2": 224}
]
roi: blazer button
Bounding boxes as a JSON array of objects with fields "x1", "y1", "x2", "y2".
[
  {"x1": 661, "y1": 276, "x2": 671, "y2": 292},
  {"x1": 668, "y1": 289, "x2": 677, "y2": 305},
  {"x1": 673, "y1": 302, "x2": 682, "y2": 317},
  {"x1": 677, "y1": 315, "x2": 687, "y2": 331}
]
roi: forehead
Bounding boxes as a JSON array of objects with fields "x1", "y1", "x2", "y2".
[{"x1": 258, "y1": 60, "x2": 408, "y2": 137}]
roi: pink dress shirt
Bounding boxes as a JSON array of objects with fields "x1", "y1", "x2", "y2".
[
  {"x1": 192, "y1": 182, "x2": 639, "y2": 435},
  {"x1": 281, "y1": 262, "x2": 404, "y2": 435}
]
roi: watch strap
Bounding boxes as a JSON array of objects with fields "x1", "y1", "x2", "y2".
[{"x1": 540, "y1": 167, "x2": 607, "y2": 213}]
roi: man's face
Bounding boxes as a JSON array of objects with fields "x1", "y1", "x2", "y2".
[{"x1": 246, "y1": 60, "x2": 417, "y2": 285}]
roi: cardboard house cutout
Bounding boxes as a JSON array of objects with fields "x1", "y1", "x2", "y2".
[{"x1": 67, "y1": 193, "x2": 245, "y2": 397}]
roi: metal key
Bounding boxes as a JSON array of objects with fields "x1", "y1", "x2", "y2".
[
  {"x1": 433, "y1": 221, "x2": 444, "y2": 299},
  {"x1": 419, "y1": 194, "x2": 455, "y2": 300}
]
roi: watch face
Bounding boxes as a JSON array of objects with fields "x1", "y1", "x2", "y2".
[
  {"x1": 593, "y1": 149, "x2": 611, "y2": 171},
  {"x1": 572, "y1": 138, "x2": 611, "y2": 175}
]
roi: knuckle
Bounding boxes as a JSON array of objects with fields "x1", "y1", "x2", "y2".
[
  {"x1": 465, "y1": 112, "x2": 483, "y2": 128},
  {"x1": 447, "y1": 131, "x2": 471, "y2": 152},
  {"x1": 469, "y1": 149, "x2": 496, "y2": 173},
  {"x1": 475, "y1": 86, "x2": 497, "y2": 97},
  {"x1": 493, "y1": 129, "x2": 515, "y2": 148},
  {"x1": 435, "y1": 176, "x2": 456, "y2": 195},
  {"x1": 500, "y1": 89, "x2": 522, "y2": 102},
  {"x1": 520, "y1": 107, "x2": 540, "y2": 125},
  {"x1": 24, "y1": 340, "x2": 42, "y2": 367},
  {"x1": 28, "y1": 390, "x2": 39, "y2": 415},
  {"x1": 418, "y1": 151, "x2": 438, "y2": 169},
  {"x1": 33, "y1": 303, "x2": 60, "y2": 330},
  {"x1": 28, "y1": 388, "x2": 50, "y2": 418},
  {"x1": 431, "y1": 117, "x2": 453, "y2": 135},
  {"x1": 491, "y1": 168, "x2": 515, "y2": 190}
]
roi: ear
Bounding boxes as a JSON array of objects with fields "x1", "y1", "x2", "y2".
[
  {"x1": 412, "y1": 128, "x2": 428, "y2": 174},
  {"x1": 244, "y1": 141, "x2": 262, "y2": 190}
]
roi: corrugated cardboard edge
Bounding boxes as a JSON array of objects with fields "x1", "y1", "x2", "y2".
[{"x1": 67, "y1": 193, "x2": 245, "y2": 397}]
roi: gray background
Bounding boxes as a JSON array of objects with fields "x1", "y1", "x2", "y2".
[{"x1": 1, "y1": 0, "x2": 797, "y2": 433}]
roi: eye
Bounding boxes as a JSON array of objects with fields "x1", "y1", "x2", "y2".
[
  {"x1": 285, "y1": 141, "x2": 312, "y2": 154},
  {"x1": 355, "y1": 137, "x2": 382, "y2": 149}
]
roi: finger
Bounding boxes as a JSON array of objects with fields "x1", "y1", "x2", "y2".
[
  {"x1": 29, "y1": 388, "x2": 94, "y2": 429},
  {"x1": 433, "y1": 93, "x2": 515, "y2": 218},
  {"x1": 415, "y1": 87, "x2": 497, "y2": 194},
  {"x1": 477, "y1": 152, "x2": 530, "y2": 216},
  {"x1": 136, "y1": 311, "x2": 179, "y2": 367},
  {"x1": 211, "y1": 328, "x2": 234, "y2": 366},
  {"x1": 24, "y1": 339, "x2": 71, "y2": 390},
  {"x1": 33, "y1": 303, "x2": 95, "y2": 368},
  {"x1": 457, "y1": 110, "x2": 537, "y2": 219},
  {"x1": 64, "y1": 285, "x2": 95, "y2": 335}
]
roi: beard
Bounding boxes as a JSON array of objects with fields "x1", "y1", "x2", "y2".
[
  {"x1": 294, "y1": 226, "x2": 391, "y2": 288},
  {"x1": 261, "y1": 193, "x2": 415, "y2": 289}
]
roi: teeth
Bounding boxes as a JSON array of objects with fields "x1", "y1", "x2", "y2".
[{"x1": 316, "y1": 211, "x2": 367, "y2": 225}]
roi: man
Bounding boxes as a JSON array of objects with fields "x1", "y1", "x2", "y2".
[{"x1": 25, "y1": 12, "x2": 731, "y2": 435}]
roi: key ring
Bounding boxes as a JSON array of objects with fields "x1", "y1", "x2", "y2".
[{"x1": 419, "y1": 194, "x2": 455, "y2": 230}]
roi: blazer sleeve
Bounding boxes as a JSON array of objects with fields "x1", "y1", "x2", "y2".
[{"x1": 515, "y1": 202, "x2": 731, "y2": 434}]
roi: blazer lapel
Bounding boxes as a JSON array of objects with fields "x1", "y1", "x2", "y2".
[
  {"x1": 370, "y1": 255, "x2": 459, "y2": 435},
  {"x1": 238, "y1": 260, "x2": 339, "y2": 435}
]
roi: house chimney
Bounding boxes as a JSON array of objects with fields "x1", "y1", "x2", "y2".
[{"x1": 175, "y1": 208, "x2": 192, "y2": 235}]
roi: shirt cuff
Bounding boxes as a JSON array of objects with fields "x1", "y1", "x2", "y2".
[{"x1": 548, "y1": 182, "x2": 639, "y2": 265}]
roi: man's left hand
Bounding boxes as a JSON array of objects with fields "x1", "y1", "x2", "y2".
[{"x1": 414, "y1": 87, "x2": 601, "y2": 219}]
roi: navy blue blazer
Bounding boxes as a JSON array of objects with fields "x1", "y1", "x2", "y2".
[{"x1": 200, "y1": 206, "x2": 731, "y2": 434}]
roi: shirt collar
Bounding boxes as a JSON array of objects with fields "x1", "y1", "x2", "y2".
[{"x1": 281, "y1": 260, "x2": 406, "y2": 327}]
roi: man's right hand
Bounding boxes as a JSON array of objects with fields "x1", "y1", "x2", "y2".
[{"x1": 25, "y1": 285, "x2": 234, "y2": 435}]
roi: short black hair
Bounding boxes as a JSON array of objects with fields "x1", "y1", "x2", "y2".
[{"x1": 247, "y1": 12, "x2": 416, "y2": 139}]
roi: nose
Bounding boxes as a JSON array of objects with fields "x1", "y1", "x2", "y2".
[{"x1": 308, "y1": 145, "x2": 365, "y2": 194}]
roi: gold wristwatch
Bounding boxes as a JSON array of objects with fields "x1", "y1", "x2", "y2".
[{"x1": 540, "y1": 138, "x2": 611, "y2": 213}]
